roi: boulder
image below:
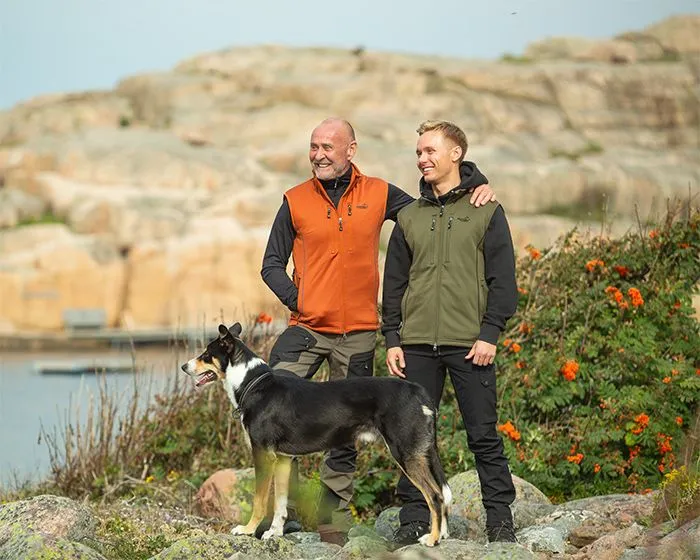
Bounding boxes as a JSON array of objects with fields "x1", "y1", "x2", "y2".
[{"x1": 194, "y1": 468, "x2": 255, "y2": 523}]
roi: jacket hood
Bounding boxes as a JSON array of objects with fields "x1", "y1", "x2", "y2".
[{"x1": 419, "y1": 161, "x2": 488, "y2": 203}]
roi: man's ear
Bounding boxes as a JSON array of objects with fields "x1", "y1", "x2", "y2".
[
  {"x1": 229, "y1": 322, "x2": 242, "y2": 338},
  {"x1": 451, "y1": 145, "x2": 463, "y2": 163}
]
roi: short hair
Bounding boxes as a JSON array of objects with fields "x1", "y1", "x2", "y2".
[{"x1": 416, "y1": 120, "x2": 468, "y2": 163}]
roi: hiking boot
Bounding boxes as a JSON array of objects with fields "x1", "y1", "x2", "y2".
[
  {"x1": 254, "y1": 517, "x2": 302, "y2": 539},
  {"x1": 318, "y1": 523, "x2": 348, "y2": 546},
  {"x1": 486, "y1": 521, "x2": 517, "y2": 543},
  {"x1": 393, "y1": 520, "x2": 430, "y2": 546}
]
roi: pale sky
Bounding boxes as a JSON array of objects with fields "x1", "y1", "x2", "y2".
[{"x1": 1, "y1": 0, "x2": 698, "y2": 109}]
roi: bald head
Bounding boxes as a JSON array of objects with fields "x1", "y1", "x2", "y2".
[
  {"x1": 313, "y1": 118, "x2": 356, "y2": 142},
  {"x1": 309, "y1": 118, "x2": 357, "y2": 180}
]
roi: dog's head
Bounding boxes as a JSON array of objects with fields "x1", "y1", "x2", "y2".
[{"x1": 181, "y1": 323, "x2": 245, "y2": 387}]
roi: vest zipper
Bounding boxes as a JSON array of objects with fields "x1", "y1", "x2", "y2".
[
  {"x1": 433, "y1": 206, "x2": 446, "y2": 348},
  {"x1": 445, "y1": 216, "x2": 453, "y2": 262},
  {"x1": 347, "y1": 204, "x2": 352, "y2": 216},
  {"x1": 338, "y1": 218, "x2": 343, "y2": 231},
  {"x1": 327, "y1": 208, "x2": 331, "y2": 219}
]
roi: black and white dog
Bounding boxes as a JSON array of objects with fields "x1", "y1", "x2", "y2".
[{"x1": 181, "y1": 323, "x2": 451, "y2": 546}]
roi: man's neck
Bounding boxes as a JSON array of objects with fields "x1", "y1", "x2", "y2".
[{"x1": 430, "y1": 170, "x2": 461, "y2": 198}]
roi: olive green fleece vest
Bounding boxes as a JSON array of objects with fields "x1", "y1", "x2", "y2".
[{"x1": 397, "y1": 194, "x2": 498, "y2": 347}]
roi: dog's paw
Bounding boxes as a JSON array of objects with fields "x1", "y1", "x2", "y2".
[
  {"x1": 261, "y1": 527, "x2": 282, "y2": 540},
  {"x1": 231, "y1": 524, "x2": 252, "y2": 536},
  {"x1": 418, "y1": 533, "x2": 437, "y2": 547}
]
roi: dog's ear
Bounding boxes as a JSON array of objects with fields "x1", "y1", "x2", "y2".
[
  {"x1": 229, "y1": 322, "x2": 242, "y2": 338},
  {"x1": 218, "y1": 323, "x2": 236, "y2": 352}
]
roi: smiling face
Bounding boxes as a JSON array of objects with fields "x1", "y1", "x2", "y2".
[
  {"x1": 308, "y1": 119, "x2": 356, "y2": 181},
  {"x1": 181, "y1": 323, "x2": 242, "y2": 388},
  {"x1": 416, "y1": 129, "x2": 462, "y2": 187}
]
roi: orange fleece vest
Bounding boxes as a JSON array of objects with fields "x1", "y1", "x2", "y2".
[{"x1": 284, "y1": 164, "x2": 388, "y2": 334}]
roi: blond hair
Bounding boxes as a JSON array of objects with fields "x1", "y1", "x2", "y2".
[{"x1": 416, "y1": 120, "x2": 468, "y2": 163}]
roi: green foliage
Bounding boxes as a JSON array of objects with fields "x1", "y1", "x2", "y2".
[
  {"x1": 14, "y1": 210, "x2": 64, "y2": 228},
  {"x1": 496, "y1": 205, "x2": 699, "y2": 500},
  {"x1": 500, "y1": 53, "x2": 533, "y2": 64},
  {"x1": 549, "y1": 141, "x2": 604, "y2": 162}
]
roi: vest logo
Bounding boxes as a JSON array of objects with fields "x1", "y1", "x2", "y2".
[
  {"x1": 457, "y1": 216, "x2": 470, "y2": 222},
  {"x1": 356, "y1": 203, "x2": 369, "y2": 209}
]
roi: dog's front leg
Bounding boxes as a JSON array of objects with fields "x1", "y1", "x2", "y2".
[
  {"x1": 231, "y1": 447, "x2": 274, "y2": 536},
  {"x1": 261, "y1": 454, "x2": 293, "y2": 540}
]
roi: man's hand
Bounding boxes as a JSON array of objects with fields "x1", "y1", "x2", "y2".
[
  {"x1": 470, "y1": 184, "x2": 496, "y2": 207},
  {"x1": 386, "y1": 347, "x2": 406, "y2": 378},
  {"x1": 465, "y1": 340, "x2": 497, "y2": 366}
]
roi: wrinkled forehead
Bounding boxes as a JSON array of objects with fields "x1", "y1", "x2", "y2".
[{"x1": 310, "y1": 123, "x2": 350, "y2": 146}]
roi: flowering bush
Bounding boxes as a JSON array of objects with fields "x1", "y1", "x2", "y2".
[{"x1": 495, "y1": 205, "x2": 699, "y2": 500}]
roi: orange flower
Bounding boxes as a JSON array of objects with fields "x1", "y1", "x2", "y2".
[
  {"x1": 649, "y1": 230, "x2": 658, "y2": 239},
  {"x1": 663, "y1": 376, "x2": 671, "y2": 384},
  {"x1": 658, "y1": 463, "x2": 665, "y2": 473},
  {"x1": 560, "y1": 359, "x2": 579, "y2": 381},
  {"x1": 627, "y1": 288, "x2": 644, "y2": 307},
  {"x1": 518, "y1": 287, "x2": 528, "y2": 295},
  {"x1": 515, "y1": 361, "x2": 526, "y2": 369},
  {"x1": 629, "y1": 446, "x2": 640, "y2": 460},
  {"x1": 497, "y1": 420, "x2": 521, "y2": 442},
  {"x1": 567, "y1": 453, "x2": 584, "y2": 464},
  {"x1": 503, "y1": 339, "x2": 512, "y2": 348},
  {"x1": 631, "y1": 414, "x2": 649, "y2": 435},
  {"x1": 510, "y1": 343, "x2": 522, "y2": 353},
  {"x1": 613, "y1": 265, "x2": 629, "y2": 278},
  {"x1": 255, "y1": 312, "x2": 273, "y2": 324},
  {"x1": 527, "y1": 246, "x2": 541, "y2": 260},
  {"x1": 594, "y1": 463, "x2": 601, "y2": 473},
  {"x1": 657, "y1": 434, "x2": 672, "y2": 455},
  {"x1": 678, "y1": 242, "x2": 689, "y2": 249},
  {"x1": 671, "y1": 369, "x2": 679, "y2": 376},
  {"x1": 675, "y1": 417, "x2": 683, "y2": 426},
  {"x1": 518, "y1": 322, "x2": 533, "y2": 335},
  {"x1": 605, "y1": 286, "x2": 626, "y2": 307},
  {"x1": 586, "y1": 259, "x2": 605, "y2": 272}
]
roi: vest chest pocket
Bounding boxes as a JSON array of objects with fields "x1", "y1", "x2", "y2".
[{"x1": 445, "y1": 214, "x2": 470, "y2": 264}]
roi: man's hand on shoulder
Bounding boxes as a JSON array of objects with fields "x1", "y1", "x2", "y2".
[
  {"x1": 386, "y1": 347, "x2": 406, "y2": 378},
  {"x1": 470, "y1": 184, "x2": 496, "y2": 207},
  {"x1": 465, "y1": 340, "x2": 497, "y2": 366}
]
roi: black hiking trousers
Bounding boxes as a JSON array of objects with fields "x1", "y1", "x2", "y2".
[{"x1": 397, "y1": 345, "x2": 516, "y2": 528}]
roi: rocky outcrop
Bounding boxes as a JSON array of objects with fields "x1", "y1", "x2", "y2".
[
  {"x1": 1, "y1": 15, "x2": 698, "y2": 333},
  {"x1": 1, "y1": 474, "x2": 696, "y2": 559}
]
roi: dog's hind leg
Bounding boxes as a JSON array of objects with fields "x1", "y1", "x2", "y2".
[
  {"x1": 403, "y1": 454, "x2": 444, "y2": 547},
  {"x1": 232, "y1": 447, "x2": 275, "y2": 536},
  {"x1": 261, "y1": 454, "x2": 293, "y2": 540},
  {"x1": 428, "y1": 443, "x2": 451, "y2": 540}
]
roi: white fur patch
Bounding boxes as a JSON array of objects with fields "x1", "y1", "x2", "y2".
[
  {"x1": 183, "y1": 359, "x2": 196, "y2": 375},
  {"x1": 422, "y1": 405, "x2": 433, "y2": 417},
  {"x1": 224, "y1": 357, "x2": 265, "y2": 408},
  {"x1": 443, "y1": 484, "x2": 452, "y2": 505},
  {"x1": 357, "y1": 431, "x2": 377, "y2": 444}
]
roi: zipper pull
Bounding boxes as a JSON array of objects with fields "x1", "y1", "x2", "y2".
[
  {"x1": 327, "y1": 208, "x2": 331, "y2": 219},
  {"x1": 433, "y1": 344, "x2": 438, "y2": 353},
  {"x1": 439, "y1": 205, "x2": 444, "y2": 217},
  {"x1": 448, "y1": 216, "x2": 453, "y2": 229},
  {"x1": 339, "y1": 218, "x2": 343, "y2": 231},
  {"x1": 430, "y1": 218, "x2": 436, "y2": 231},
  {"x1": 347, "y1": 204, "x2": 352, "y2": 216}
]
